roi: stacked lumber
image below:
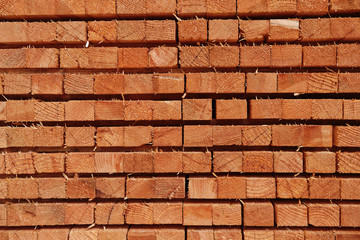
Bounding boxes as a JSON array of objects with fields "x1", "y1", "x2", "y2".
[{"x1": 1, "y1": 0, "x2": 360, "y2": 239}]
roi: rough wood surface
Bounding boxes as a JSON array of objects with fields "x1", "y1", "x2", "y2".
[{"x1": 0, "y1": 2, "x2": 359, "y2": 239}]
